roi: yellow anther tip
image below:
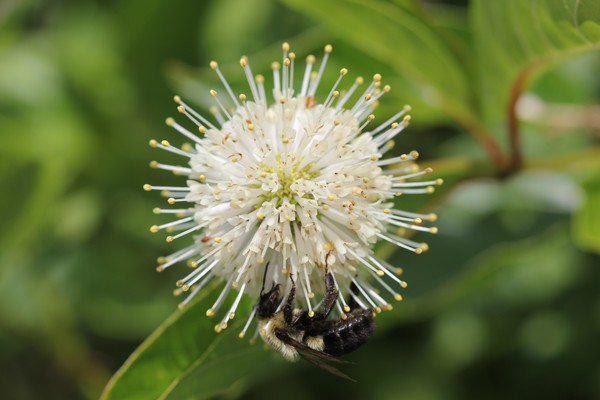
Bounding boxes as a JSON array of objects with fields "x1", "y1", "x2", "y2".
[
  {"x1": 376, "y1": 270, "x2": 385, "y2": 277},
  {"x1": 210, "y1": 89, "x2": 217, "y2": 96},
  {"x1": 206, "y1": 309, "x2": 215, "y2": 317},
  {"x1": 282, "y1": 42, "x2": 290, "y2": 51},
  {"x1": 173, "y1": 95, "x2": 181, "y2": 103},
  {"x1": 177, "y1": 105, "x2": 185, "y2": 113},
  {"x1": 149, "y1": 225, "x2": 159, "y2": 233},
  {"x1": 167, "y1": 198, "x2": 176, "y2": 205},
  {"x1": 149, "y1": 139, "x2": 158, "y2": 147},
  {"x1": 430, "y1": 227, "x2": 439, "y2": 234},
  {"x1": 394, "y1": 294, "x2": 403, "y2": 301},
  {"x1": 166, "y1": 236, "x2": 174, "y2": 243},
  {"x1": 209, "y1": 61, "x2": 218, "y2": 69},
  {"x1": 238, "y1": 332, "x2": 246, "y2": 339},
  {"x1": 308, "y1": 310, "x2": 315, "y2": 318},
  {"x1": 143, "y1": 184, "x2": 152, "y2": 191},
  {"x1": 165, "y1": 118, "x2": 174, "y2": 126},
  {"x1": 324, "y1": 44, "x2": 333, "y2": 53},
  {"x1": 340, "y1": 68, "x2": 348, "y2": 75}
]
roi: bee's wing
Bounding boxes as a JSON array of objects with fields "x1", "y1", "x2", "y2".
[
  {"x1": 274, "y1": 330, "x2": 356, "y2": 382},
  {"x1": 298, "y1": 351, "x2": 357, "y2": 382}
]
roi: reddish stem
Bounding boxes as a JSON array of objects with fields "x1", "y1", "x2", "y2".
[{"x1": 507, "y1": 64, "x2": 538, "y2": 172}]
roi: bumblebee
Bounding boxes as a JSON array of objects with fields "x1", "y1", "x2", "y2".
[{"x1": 257, "y1": 269, "x2": 374, "y2": 380}]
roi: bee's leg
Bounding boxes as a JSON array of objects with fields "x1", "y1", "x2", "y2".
[
  {"x1": 283, "y1": 274, "x2": 296, "y2": 325},
  {"x1": 320, "y1": 250, "x2": 338, "y2": 318},
  {"x1": 321, "y1": 272, "x2": 338, "y2": 318},
  {"x1": 346, "y1": 281, "x2": 361, "y2": 311}
]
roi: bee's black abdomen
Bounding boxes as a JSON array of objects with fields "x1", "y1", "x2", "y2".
[{"x1": 322, "y1": 309, "x2": 374, "y2": 356}]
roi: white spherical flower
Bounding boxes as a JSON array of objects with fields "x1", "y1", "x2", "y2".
[{"x1": 146, "y1": 43, "x2": 441, "y2": 336}]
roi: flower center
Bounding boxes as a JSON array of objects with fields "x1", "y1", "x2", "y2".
[{"x1": 260, "y1": 153, "x2": 320, "y2": 206}]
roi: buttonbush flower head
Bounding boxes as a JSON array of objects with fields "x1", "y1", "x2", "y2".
[{"x1": 146, "y1": 43, "x2": 440, "y2": 337}]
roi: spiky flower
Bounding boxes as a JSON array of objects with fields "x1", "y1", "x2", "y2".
[{"x1": 145, "y1": 43, "x2": 440, "y2": 337}]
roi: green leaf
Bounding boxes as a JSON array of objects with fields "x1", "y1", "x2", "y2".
[
  {"x1": 572, "y1": 170, "x2": 600, "y2": 254},
  {"x1": 394, "y1": 223, "x2": 583, "y2": 324},
  {"x1": 100, "y1": 293, "x2": 265, "y2": 400},
  {"x1": 198, "y1": 0, "x2": 277, "y2": 61},
  {"x1": 472, "y1": 0, "x2": 600, "y2": 122},
  {"x1": 280, "y1": 0, "x2": 473, "y2": 123}
]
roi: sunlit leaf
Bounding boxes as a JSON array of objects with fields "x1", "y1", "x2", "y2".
[
  {"x1": 280, "y1": 0, "x2": 473, "y2": 123},
  {"x1": 472, "y1": 0, "x2": 600, "y2": 122},
  {"x1": 100, "y1": 293, "x2": 266, "y2": 400}
]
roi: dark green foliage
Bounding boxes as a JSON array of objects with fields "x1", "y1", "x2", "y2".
[{"x1": 1, "y1": 1, "x2": 599, "y2": 399}]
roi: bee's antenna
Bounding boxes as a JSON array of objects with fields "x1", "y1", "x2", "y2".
[{"x1": 260, "y1": 262, "x2": 270, "y2": 295}]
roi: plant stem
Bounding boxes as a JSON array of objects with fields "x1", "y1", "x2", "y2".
[{"x1": 507, "y1": 65, "x2": 536, "y2": 172}]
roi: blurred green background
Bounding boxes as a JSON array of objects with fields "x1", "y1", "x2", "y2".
[{"x1": 1, "y1": 0, "x2": 599, "y2": 399}]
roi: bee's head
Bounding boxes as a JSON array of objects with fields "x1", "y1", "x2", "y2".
[{"x1": 257, "y1": 283, "x2": 281, "y2": 318}]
